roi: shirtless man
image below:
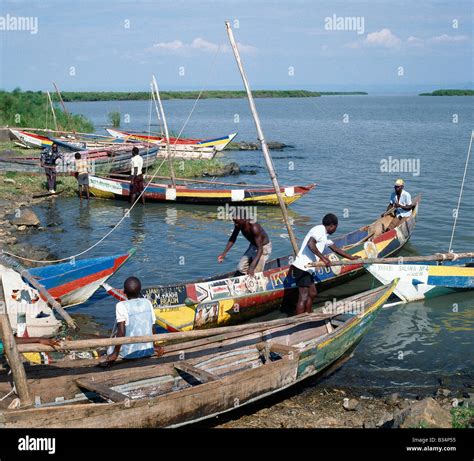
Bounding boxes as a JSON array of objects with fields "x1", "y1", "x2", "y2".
[{"x1": 218, "y1": 212, "x2": 271, "y2": 277}]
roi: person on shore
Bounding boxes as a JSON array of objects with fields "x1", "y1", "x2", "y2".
[
  {"x1": 40, "y1": 143, "x2": 62, "y2": 193},
  {"x1": 217, "y1": 210, "x2": 272, "y2": 277},
  {"x1": 130, "y1": 147, "x2": 145, "y2": 205},
  {"x1": 382, "y1": 178, "x2": 414, "y2": 220},
  {"x1": 100, "y1": 277, "x2": 163, "y2": 367},
  {"x1": 291, "y1": 213, "x2": 359, "y2": 315},
  {"x1": 74, "y1": 152, "x2": 90, "y2": 201}
]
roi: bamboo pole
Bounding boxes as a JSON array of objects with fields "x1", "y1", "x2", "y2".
[
  {"x1": 16, "y1": 313, "x2": 320, "y2": 353},
  {"x1": 47, "y1": 91, "x2": 58, "y2": 131},
  {"x1": 0, "y1": 282, "x2": 33, "y2": 406},
  {"x1": 52, "y1": 81, "x2": 73, "y2": 129},
  {"x1": 306, "y1": 252, "x2": 474, "y2": 268},
  {"x1": 152, "y1": 75, "x2": 176, "y2": 188},
  {"x1": 225, "y1": 21, "x2": 299, "y2": 255}
]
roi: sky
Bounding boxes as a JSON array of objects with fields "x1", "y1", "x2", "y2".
[{"x1": 0, "y1": 0, "x2": 472, "y2": 93}]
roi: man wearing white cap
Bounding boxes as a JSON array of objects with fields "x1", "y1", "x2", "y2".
[{"x1": 383, "y1": 179, "x2": 414, "y2": 219}]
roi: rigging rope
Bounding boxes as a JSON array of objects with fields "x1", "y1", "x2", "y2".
[{"x1": 448, "y1": 130, "x2": 473, "y2": 252}]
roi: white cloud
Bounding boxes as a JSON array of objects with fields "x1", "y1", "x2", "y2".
[
  {"x1": 345, "y1": 28, "x2": 401, "y2": 49},
  {"x1": 428, "y1": 34, "x2": 469, "y2": 44},
  {"x1": 147, "y1": 38, "x2": 257, "y2": 55},
  {"x1": 406, "y1": 36, "x2": 424, "y2": 47},
  {"x1": 365, "y1": 29, "x2": 401, "y2": 48}
]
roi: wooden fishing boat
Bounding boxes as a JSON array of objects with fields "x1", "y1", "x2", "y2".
[
  {"x1": 0, "y1": 282, "x2": 397, "y2": 428},
  {"x1": 365, "y1": 253, "x2": 474, "y2": 302},
  {"x1": 106, "y1": 128, "x2": 238, "y2": 152},
  {"x1": 88, "y1": 174, "x2": 316, "y2": 206},
  {"x1": 25, "y1": 249, "x2": 135, "y2": 308},
  {"x1": 104, "y1": 198, "x2": 419, "y2": 332},
  {"x1": 9, "y1": 129, "x2": 52, "y2": 149}
]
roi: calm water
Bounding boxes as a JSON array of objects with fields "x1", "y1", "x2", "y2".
[{"x1": 28, "y1": 95, "x2": 473, "y2": 394}]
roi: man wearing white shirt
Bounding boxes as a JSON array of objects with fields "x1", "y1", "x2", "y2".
[
  {"x1": 291, "y1": 213, "x2": 359, "y2": 315},
  {"x1": 100, "y1": 276, "x2": 162, "y2": 367},
  {"x1": 384, "y1": 178, "x2": 414, "y2": 219},
  {"x1": 130, "y1": 146, "x2": 145, "y2": 205}
]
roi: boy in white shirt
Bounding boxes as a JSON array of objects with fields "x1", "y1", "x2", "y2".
[{"x1": 291, "y1": 213, "x2": 359, "y2": 315}]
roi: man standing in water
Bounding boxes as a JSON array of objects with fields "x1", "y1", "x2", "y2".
[
  {"x1": 383, "y1": 178, "x2": 414, "y2": 219},
  {"x1": 101, "y1": 276, "x2": 163, "y2": 367},
  {"x1": 40, "y1": 143, "x2": 62, "y2": 193},
  {"x1": 130, "y1": 147, "x2": 145, "y2": 205},
  {"x1": 74, "y1": 152, "x2": 90, "y2": 201},
  {"x1": 291, "y1": 213, "x2": 359, "y2": 315},
  {"x1": 218, "y1": 210, "x2": 272, "y2": 276}
]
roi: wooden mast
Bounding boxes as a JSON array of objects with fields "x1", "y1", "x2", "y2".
[
  {"x1": 46, "y1": 91, "x2": 58, "y2": 131},
  {"x1": 0, "y1": 281, "x2": 33, "y2": 406},
  {"x1": 225, "y1": 21, "x2": 299, "y2": 254},
  {"x1": 152, "y1": 75, "x2": 176, "y2": 188},
  {"x1": 52, "y1": 81, "x2": 74, "y2": 130}
]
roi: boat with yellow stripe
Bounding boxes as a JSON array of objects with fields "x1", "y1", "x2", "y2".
[
  {"x1": 366, "y1": 252, "x2": 474, "y2": 302},
  {"x1": 0, "y1": 281, "x2": 397, "y2": 428},
  {"x1": 104, "y1": 198, "x2": 419, "y2": 332},
  {"x1": 89, "y1": 174, "x2": 315, "y2": 206}
]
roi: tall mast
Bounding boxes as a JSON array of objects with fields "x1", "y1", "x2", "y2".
[
  {"x1": 225, "y1": 21, "x2": 299, "y2": 254},
  {"x1": 52, "y1": 81, "x2": 74, "y2": 130},
  {"x1": 47, "y1": 91, "x2": 58, "y2": 131},
  {"x1": 152, "y1": 75, "x2": 176, "y2": 188}
]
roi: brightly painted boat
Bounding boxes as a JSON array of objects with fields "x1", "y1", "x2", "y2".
[
  {"x1": 0, "y1": 281, "x2": 396, "y2": 428},
  {"x1": 27, "y1": 249, "x2": 135, "y2": 308},
  {"x1": 105, "y1": 198, "x2": 419, "y2": 332},
  {"x1": 106, "y1": 128, "x2": 238, "y2": 152},
  {"x1": 89, "y1": 174, "x2": 316, "y2": 206},
  {"x1": 366, "y1": 255, "x2": 474, "y2": 302},
  {"x1": 9, "y1": 129, "x2": 52, "y2": 149}
]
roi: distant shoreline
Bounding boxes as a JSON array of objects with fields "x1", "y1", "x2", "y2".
[
  {"x1": 419, "y1": 89, "x2": 474, "y2": 96},
  {"x1": 60, "y1": 90, "x2": 368, "y2": 102}
]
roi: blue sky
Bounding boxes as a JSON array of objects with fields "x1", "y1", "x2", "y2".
[{"x1": 0, "y1": 0, "x2": 472, "y2": 92}]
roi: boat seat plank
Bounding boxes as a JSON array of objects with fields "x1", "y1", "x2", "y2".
[
  {"x1": 174, "y1": 361, "x2": 218, "y2": 384},
  {"x1": 75, "y1": 378, "x2": 128, "y2": 403}
]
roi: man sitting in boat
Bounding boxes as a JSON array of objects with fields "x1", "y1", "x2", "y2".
[
  {"x1": 100, "y1": 277, "x2": 162, "y2": 367},
  {"x1": 217, "y1": 209, "x2": 272, "y2": 277},
  {"x1": 291, "y1": 213, "x2": 359, "y2": 315},
  {"x1": 40, "y1": 143, "x2": 62, "y2": 193},
  {"x1": 130, "y1": 147, "x2": 145, "y2": 205},
  {"x1": 383, "y1": 178, "x2": 414, "y2": 221}
]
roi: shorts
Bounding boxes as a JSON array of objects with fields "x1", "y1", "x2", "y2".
[
  {"x1": 77, "y1": 173, "x2": 89, "y2": 186},
  {"x1": 131, "y1": 174, "x2": 145, "y2": 194},
  {"x1": 237, "y1": 242, "x2": 272, "y2": 274},
  {"x1": 291, "y1": 265, "x2": 314, "y2": 287}
]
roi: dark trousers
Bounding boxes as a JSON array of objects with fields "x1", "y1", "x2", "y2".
[{"x1": 45, "y1": 167, "x2": 57, "y2": 190}]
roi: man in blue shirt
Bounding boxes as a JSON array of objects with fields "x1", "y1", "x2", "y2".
[{"x1": 383, "y1": 178, "x2": 414, "y2": 219}]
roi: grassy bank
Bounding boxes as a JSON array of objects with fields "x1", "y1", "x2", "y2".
[
  {"x1": 0, "y1": 89, "x2": 94, "y2": 131},
  {"x1": 419, "y1": 89, "x2": 474, "y2": 96},
  {"x1": 148, "y1": 158, "x2": 227, "y2": 178},
  {"x1": 59, "y1": 90, "x2": 368, "y2": 102}
]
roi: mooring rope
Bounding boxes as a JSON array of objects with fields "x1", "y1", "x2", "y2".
[
  {"x1": 448, "y1": 130, "x2": 473, "y2": 252},
  {"x1": 3, "y1": 49, "x2": 223, "y2": 265}
]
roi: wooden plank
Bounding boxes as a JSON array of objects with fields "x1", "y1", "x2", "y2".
[
  {"x1": 174, "y1": 361, "x2": 218, "y2": 384},
  {"x1": 0, "y1": 281, "x2": 33, "y2": 407},
  {"x1": 75, "y1": 378, "x2": 128, "y2": 403},
  {"x1": 268, "y1": 343, "x2": 299, "y2": 356}
]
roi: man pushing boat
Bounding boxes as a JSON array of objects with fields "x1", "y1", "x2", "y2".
[
  {"x1": 291, "y1": 213, "x2": 359, "y2": 315},
  {"x1": 218, "y1": 209, "x2": 272, "y2": 277}
]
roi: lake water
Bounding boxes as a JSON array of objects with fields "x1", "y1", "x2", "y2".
[{"x1": 27, "y1": 95, "x2": 473, "y2": 395}]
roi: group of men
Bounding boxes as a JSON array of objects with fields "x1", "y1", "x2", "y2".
[
  {"x1": 98, "y1": 178, "x2": 414, "y2": 366},
  {"x1": 40, "y1": 144, "x2": 145, "y2": 203}
]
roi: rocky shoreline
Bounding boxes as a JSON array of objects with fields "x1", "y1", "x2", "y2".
[{"x1": 215, "y1": 385, "x2": 473, "y2": 429}]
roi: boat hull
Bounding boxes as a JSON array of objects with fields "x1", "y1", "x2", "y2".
[
  {"x1": 366, "y1": 257, "x2": 474, "y2": 302},
  {"x1": 88, "y1": 175, "x2": 315, "y2": 206}
]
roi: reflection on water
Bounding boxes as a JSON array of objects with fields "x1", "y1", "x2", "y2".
[{"x1": 26, "y1": 95, "x2": 474, "y2": 393}]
